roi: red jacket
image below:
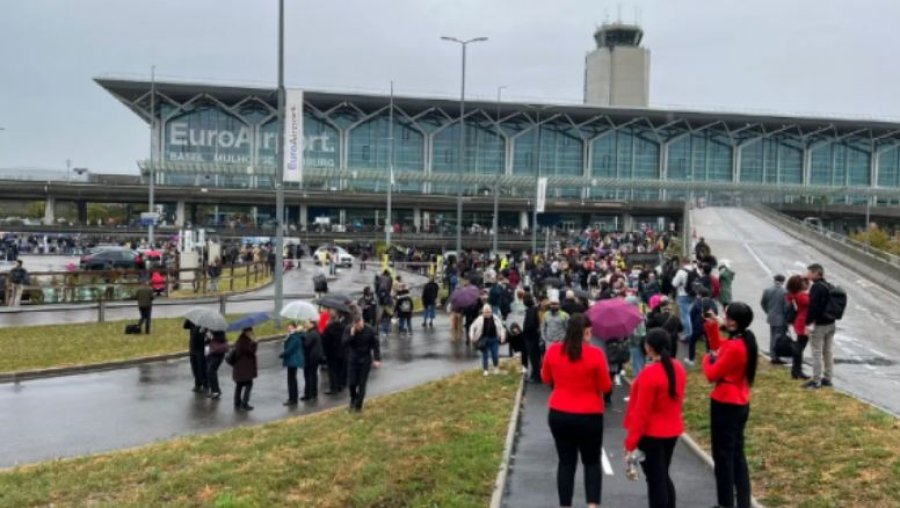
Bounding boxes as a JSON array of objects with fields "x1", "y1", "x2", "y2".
[
  {"x1": 317, "y1": 311, "x2": 330, "y2": 335},
  {"x1": 623, "y1": 360, "x2": 686, "y2": 451},
  {"x1": 542, "y1": 342, "x2": 612, "y2": 414},
  {"x1": 702, "y1": 325, "x2": 751, "y2": 405},
  {"x1": 786, "y1": 291, "x2": 809, "y2": 336}
]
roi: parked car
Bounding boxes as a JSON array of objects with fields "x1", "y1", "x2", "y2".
[
  {"x1": 312, "y1": 246, "x2": 354, "y2": 267},
  {"x1": 80, "y1": 248, "x2": 144, "y2": 270}
]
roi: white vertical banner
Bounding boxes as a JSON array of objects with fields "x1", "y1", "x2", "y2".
[
  {"x1": 283, "y1": 89, "x2": 304, "y2": 183},
  {"x1": 535, "y1": 177, "x2": 548, "y2": 213}
]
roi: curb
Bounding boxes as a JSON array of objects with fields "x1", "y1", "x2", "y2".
[
  {"x1": 489, "y1": 371, "x2": 526, "y2": 508},
  {"x1": 0, "y1": 334, "x2": 284, "y2": 384}
]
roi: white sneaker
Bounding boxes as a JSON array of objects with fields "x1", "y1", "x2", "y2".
[
  {"x1": 483, "y1": 370, "x2": 490, "y2": 377},
  {"x1": 519, "y1": 366, "x2": 527, "y2": 374},
  {"x1": 684, "y1": 359, "x2": 695, "y2": 367},
  {"x1": 493, "y1": 368, "x2": 501, "y2": 375}
]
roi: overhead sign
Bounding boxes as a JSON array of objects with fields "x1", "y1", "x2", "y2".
[
  {"x1": 140, "y1": 212, "x2": 160, "y2": 227},
  {"x1": 283, "y1": 89, "x2": 304, "y2": 183},
  {"x1": 535, "y1": 177, "x2": 548, "y2": 213}
]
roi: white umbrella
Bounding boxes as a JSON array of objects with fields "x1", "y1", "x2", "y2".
[
  {"x1": 183, "y1": 308, "x2": 229, "y2": 331},
  {"x1": 280, "y1": 300, "x2": 320, "y2": 321}
]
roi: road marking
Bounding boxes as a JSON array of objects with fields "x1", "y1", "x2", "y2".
[
  {"x1": 866, "y1": 346, "x2": 886, "y2": 357},
  {"x1": 601, "y1": 447, "x2": 614, "y2": 476},
  {"x1": 743, "y1": 243, "x2": 772, "y2": 276}
]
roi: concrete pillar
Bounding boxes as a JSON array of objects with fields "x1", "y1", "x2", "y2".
[
  {"x1": 251, "y1": 206, "x2": 258, "y2": 227},
  {"x1": 77, "y1": 201, "x2": 88, "y2": 225},
  {"x1": 189, "y1": 203, "x2": 199, "y2": 226},
  {"x1": 175, "y1": 200, "x2": 186, "y2": 228},
  {"x1": 622, "y1": 213, "x2": 634, "y2": 232},
  {"x1": 519, "y1": 210, "x2": 529, "y2": 231},
  {"x1": 299, "y1": 204, "x2": 308, "y2": 230},
  {"x1": 413, "y1": 207, "x2": 422, "y2": 232},
  {"x1": 42, "y1": 196, "x2": 56, "y2": 226},
  {"x1": 422, "y1": 211, "x2": 431, "y2": 232}
]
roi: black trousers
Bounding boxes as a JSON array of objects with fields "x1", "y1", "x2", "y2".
[
  {"x1": 710, "y1": 400, "x2": 751, "y2": 508},
  {"x1": 792, "y1": 335, "x2": 809, "y2": 376},
  {"x1": 347, "y1": 361, "x2": 372, "y2": 411},
  {"x1": 638, "y1": 436, "x2": 678, "y2": 508},
  {"x1": 206, "y1": 354, "x2": 224, "y2": 394},
  {"x1": 234, "y1": 380, "x2": 253, "y2": 408},
  {"x1": 525, "y1": 338, "x2": 543, "y2": 382},
  {"x1": 304, "y1": 361, "x2": 319, "y2": 399},
  {"x1": 548, "y1": 409, "x2": 604, "y2": 506},
  {"x1": 286, "y1": 366, "x2": 299, "y2": 403},
  {"x1": 327, "y1": 355, "x2": 346, "y2": 392},
  {"x1": 189, "y1": 352, "x2": 208, "y2": 389},
  {"x1": 138, "y1": 306, "x2": 152, "y2": 334}
]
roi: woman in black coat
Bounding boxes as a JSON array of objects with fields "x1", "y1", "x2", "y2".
[
  {"x1": 522, "y1": 294, "x2": 543, "y2": 383},
  {"x1": 302, "y1": 320, "x2": 324, "y2": 401},
  {"x1": 232, "y1": 327, "x2": 258, "y2": 411}
]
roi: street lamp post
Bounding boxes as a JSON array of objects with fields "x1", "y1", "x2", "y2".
[
  {"x1": 274, "y1": 0, "x2": 286, "y2": 325},
  {"x1": 148, "y1": 65, "x2": 156, "y2": 246},
  {"x1": 441, "y1": 35, "x2": 488, "y2": 255},
  {"x1": 386, "y1": 81, "x2": 394, "y2": 247},
  {"x1": 492, "y1": 85, "x2": 506, "y2": 256}
]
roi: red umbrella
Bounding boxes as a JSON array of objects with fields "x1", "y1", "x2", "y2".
[{"x1": 585, "y1": 298, "x2": 643, "y2": 341}]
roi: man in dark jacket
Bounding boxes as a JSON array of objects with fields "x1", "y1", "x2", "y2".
[
  {"x1": 322, "y1": 309, "x2": 348, "y2": 394},
  {"x1": 302, "y1": 320, "x2": 324, "y2": 401},
  {"x1": 522, "y1": 294, "x2": 543, "y2": 383},
  {"x1": 343, "y1": 314, "x2": 382, "y2": 412},
  {"x1": 760, "y1": 274, "x2": 788, "y2": 364},
  {"x1": 421, "y1": 276, "x2": 440, "y2": 328},
  {"x1": 8, "y1": 260, "x2": 27, "y2": 307},
  {"x1": 184, "y1": 320, "x2": 208, "y2": 393},
  {"x1": 358, "y1": 287, "x2": 378, "y2": 327},
  {"x1": 135, "y1": 285, "x2": 154, "y2": 334},
  {"x1": 804, "y1": 263, "x2": 836, "y2": 389},
  {"x1": 560, "y1": 289, "x2": 585, "y2": 316}
]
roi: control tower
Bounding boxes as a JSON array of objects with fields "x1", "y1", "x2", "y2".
[{"x1": 584, "y1": 23, "x2": 650, "y2": 107}]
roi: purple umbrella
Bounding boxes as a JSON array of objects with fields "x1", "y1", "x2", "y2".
[
  {"x1": 450, "y1": 285, "x2": 481, "y2": 311},
  {"x1": 585, "y1": 298, "x2": 643, "y2": 341}
]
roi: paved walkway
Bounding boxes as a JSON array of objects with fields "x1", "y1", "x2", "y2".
[
  {"x1": 503, "y1": 381, "x2": 717, "y2": 508},
  {"x1": 0, "y1": 312, "x2": 480, "y2": 468}
]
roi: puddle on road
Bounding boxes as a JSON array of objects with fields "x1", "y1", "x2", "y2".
[{"x1": 835, "y1": 357, "x2": 895, "y2": 367}]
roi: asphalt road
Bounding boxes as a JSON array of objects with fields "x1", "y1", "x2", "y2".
[
  {"x1": 693, "y1": 206, "x2": 900, "y2": 415},
  {"x1": 503, "y1": 382, "x2": 717, "y2": 507},
  {"x1": 0, "y1": 313, "x2": 481, "y2": 468},
  {"x1": 0, "y1": 262, "x2": 423, "y2": 327}
]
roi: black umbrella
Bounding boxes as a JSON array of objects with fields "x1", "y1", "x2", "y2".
[
  {"x1": 543, "y1": 277, "x2": 564, "y2": 289},
  {"x1": 315, "y1": 296, "x2": 352, "y2": 313},
  {"x1": 568, "y1": 287, "x2": 591, "y2": 300}
]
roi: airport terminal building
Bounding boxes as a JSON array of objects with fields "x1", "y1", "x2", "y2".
[{"x1": 94, "y1": 25, "x2": 900, "y2": 231}]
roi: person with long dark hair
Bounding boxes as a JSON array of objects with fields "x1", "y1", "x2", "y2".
[
  {"x1": 541, "y1": 314, "x2": 612, "y2": 508},
  {"x1": 522, "y1": 293, "x2": 543, "y2": 383},
  {"x1": 785, "y1": 275, "x2": 811, "y2": 380},
  {"x1": 702, "y1": 302, "x2": 758, "y2": 508},
  {"x1": 623, "y1": 328, "x2": 686, "y2": 508}
]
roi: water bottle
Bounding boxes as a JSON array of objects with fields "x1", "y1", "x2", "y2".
[{"x1": 625, "y1": 450, "x2": 645, "y2": 481}]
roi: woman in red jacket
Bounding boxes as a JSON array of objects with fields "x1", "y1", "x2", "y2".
[
  {"x1": 623, "y1": 328, "x2": 686, "y2": 508},
  {"x1": 702, "y1": 302, "x2": 758, "y2": 508},
  {"x1": 542, "y1": 314, "x2": 612, "y2": 508},
  {"x1": 785, "y1": 275, "x2": 811, "y2": 380}
]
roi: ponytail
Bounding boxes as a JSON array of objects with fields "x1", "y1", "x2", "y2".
[{"x1": 645, "y1": 328, "x2": 677, "y2": 400}]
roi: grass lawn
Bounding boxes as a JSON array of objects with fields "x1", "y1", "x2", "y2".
[
  {"x1": 0, "y1": 366, "x2": 519, "y2": 507},
  {"x1": 0, "y1": 317, "x2": 282, "y2": 374},
  {"x1": 683, "y1": 361, "x2": 900, "y2": 507}
]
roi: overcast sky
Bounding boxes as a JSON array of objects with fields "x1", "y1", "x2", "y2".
[{"x1": 2, "y1": 0, "x2": 899, "y2": 174}]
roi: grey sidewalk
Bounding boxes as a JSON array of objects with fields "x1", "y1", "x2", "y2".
[
  {"x1": 503, "y1": 381, "x2": 717, "y2": 507},
  {"x1": 0, "y1": 312, "x2": 472, "y2": 468}
]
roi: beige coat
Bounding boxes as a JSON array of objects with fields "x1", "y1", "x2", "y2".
[{"x1": 469, "y1": 315, "x2": 507, "y2": 343}]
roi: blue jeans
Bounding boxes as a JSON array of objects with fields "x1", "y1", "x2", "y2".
[
  {"x1": 481, "y1": 337, "x2": 500, "y2": 370},
  {"x1": 423, "y1": 304, "x2": 436, "y2": 323},
  {"x1": 677, "y1": 295, "x2": 694, "y2": 339},
  {"x1": 398, "y1": 315, "x2": 412, "y2": 333},
  {"x1": 630, "y1": 345, "x2": 646, "y2": 376}
]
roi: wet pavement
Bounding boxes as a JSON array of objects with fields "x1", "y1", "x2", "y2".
[
  {"x1": 694, "y1": 207, "x2": 900, "y2": 415},
  {"x1": 0, "y1": 263, "x2": 425, "y2": 327},
  {"x1": 503, "y1": 382, "x2": 717, "y2": 507},
  {"x1": 0, "y1": 313, "x2": 481, "y2": 468}
]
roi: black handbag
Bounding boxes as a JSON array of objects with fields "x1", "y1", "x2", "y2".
[
  {"x1": 774, "y1": 333, "x2": 794, "y2": 358},
  {"x1": 474, "y1": 336, "x2": 487, "y2": 351},
  {"x1": 225, "y1": 347, "x2": 238, "y2": 366}
]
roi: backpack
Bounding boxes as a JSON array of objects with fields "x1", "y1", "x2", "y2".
[
  {"x1": 399, "y1": 298, "x2": 412, "y2": 313},
  {"x1": 684, "y1": 268, "x2": 699, "y2": 297},
  {"x1": 784, "y1": 298, "x2": 798, "y2": 324},
  {"x1": 823, "y1": 282, "x2": 848, "y2": 321},
  {"x1": 605, "y1": 339, "x2": 631, "y2": 366}
]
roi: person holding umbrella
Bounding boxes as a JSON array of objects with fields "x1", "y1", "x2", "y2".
[
  {"x1": 323, "y1": 308, "x2": 348, "y2": 395},
  {"x1": 232, "y1": 327, "x2": 258, "y2": 411},
  {"x1": 206, "y1": 330, "x2": 229, "y2": 400},
  {"x1": 279, "y1": 322, "x2": 305, "y2": 406}
]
